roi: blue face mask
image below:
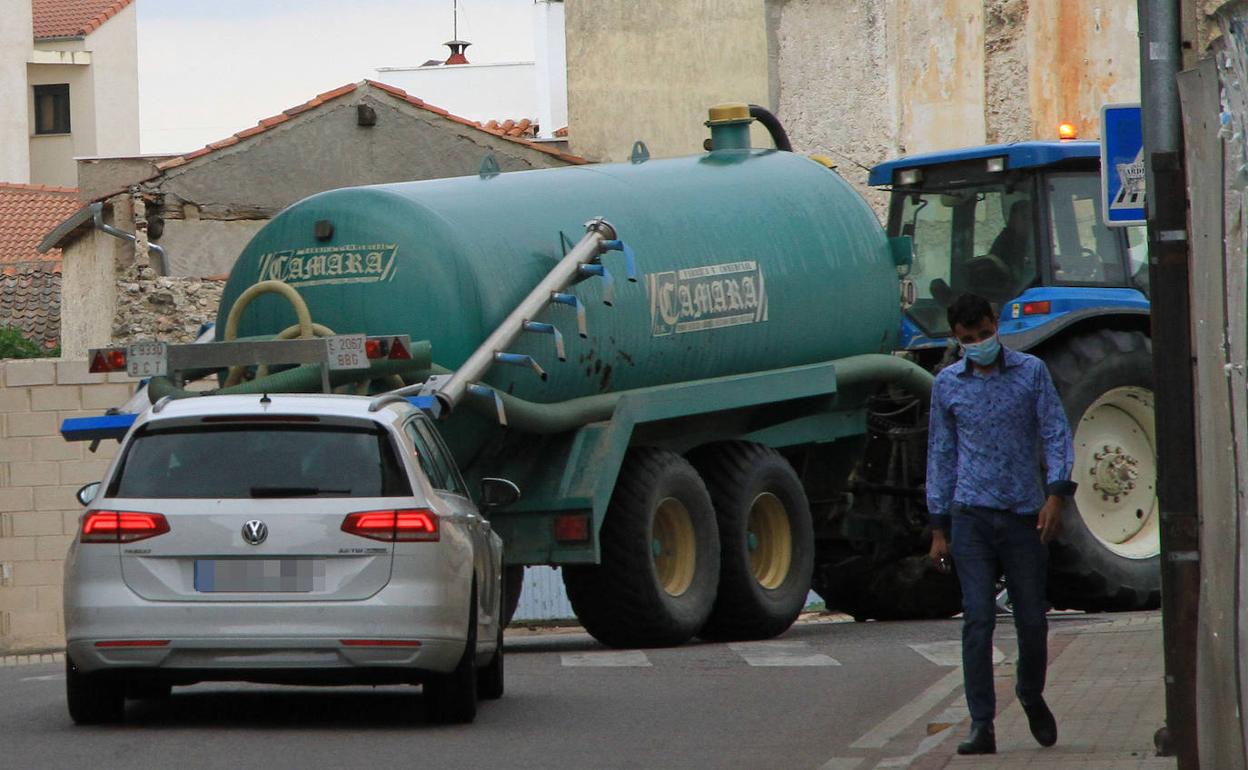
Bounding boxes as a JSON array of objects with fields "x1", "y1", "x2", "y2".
[{"x1": 962, "y1": 334, "x2": 1001, "y2": 366}]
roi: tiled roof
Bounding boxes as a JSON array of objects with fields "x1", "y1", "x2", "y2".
[
  {"x1": 156, "y1": 80, "x2": 586, "y2": 172},
  {"x1": 0, "y1": 262, "x2": 61, "y2": 350},
  {"x1": 554, "y1": 126, "x2": 568, "y2": 138},
  {"x1": 32, "y1": 0, "x2": 134, "y2": 39},
  {"x1": 0, "y1": 183, "x2": 80, "y2": 263},
  {"x1": 480, "y1": 118, "x2": 536, "y2": 138}
]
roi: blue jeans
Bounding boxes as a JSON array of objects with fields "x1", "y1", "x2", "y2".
[{"x1": 950, "y1": 505, "x2": 1049, "y2": 725}]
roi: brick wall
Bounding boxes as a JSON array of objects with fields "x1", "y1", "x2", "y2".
[{"x1": 0, "y1": 358, "x2": 135, "y2": 654}]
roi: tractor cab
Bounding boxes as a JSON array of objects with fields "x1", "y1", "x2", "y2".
[{"x1": 870, "y1": 139, "x2": 1151, "y2": 352}]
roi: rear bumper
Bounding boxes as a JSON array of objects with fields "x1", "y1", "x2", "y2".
[
  {"x1": 66, "y1": 636, "x2": 464, "y2": 681},
  {"x1": 65, "y1": 570, "x2": 472, "y2": 677}
]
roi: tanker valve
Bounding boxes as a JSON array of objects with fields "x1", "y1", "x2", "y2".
[
  {"x1": 577, "y1": 263, "x2": 616, "y2": 306},
  {"x1": 467, "y1": 383, "x2": 508, "y2": 427},
  {"x1": 522, "y1": 321, "x2": 567, "y2": 361},
  {"x1": 494, "y1": 352, "x2": 547, "y2": 381},
  {"x1": 600, "y1": 239, "x2": 638, "y2": 282},
  {"x1": 551, "y1": 292, "x2": 589, "y2": 338}
]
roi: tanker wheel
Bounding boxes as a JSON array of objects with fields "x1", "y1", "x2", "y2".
[
  {"x1": 562, "y1": 448, "x2": 719, "y2": 648},
  {"x1": 689, "y1": 442, "x2": 814, "y2": 641},
  {"x1": 501, "y1": 565, "x2": 523, "y2": 628},
  {"x1": 1042, "y1": 329, "x2": 1160, "y2": 612}
]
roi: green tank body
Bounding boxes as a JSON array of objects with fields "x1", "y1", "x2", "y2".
[{"x1": 219, "y1": 149, "x2": 900, "y2": 408}]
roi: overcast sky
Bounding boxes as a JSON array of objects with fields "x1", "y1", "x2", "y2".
[{"x1": 137, "y1": 0, "x2": 534, "y2": 154}]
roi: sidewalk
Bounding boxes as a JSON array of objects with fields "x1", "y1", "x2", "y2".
[{"x1": 929, "y1": 611, "x2": 1174, "y2": 769}]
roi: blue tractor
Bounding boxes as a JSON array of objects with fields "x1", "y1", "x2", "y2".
[{"x1": 813, "y1": 139, "x2": 1157, "y2": 619}]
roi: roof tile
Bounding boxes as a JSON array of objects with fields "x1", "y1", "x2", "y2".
[
  {"x1": 0, "y1": 263, "x2": 61, "y2": 349},
  {"x1": 0, "y1": 183, "x2": 79, "y2": 264},
  {"x1": 32, "y1": 0, "x2": 134, "y2": 39}
]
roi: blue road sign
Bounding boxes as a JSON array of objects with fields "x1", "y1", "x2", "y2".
[{"x1": 1100, "y1": 103, "x2": 1145, "y2": 227}]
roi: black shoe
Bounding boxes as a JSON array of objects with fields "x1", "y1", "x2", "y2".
[
  {"x1": 957, "y1": 722, "x2": 996, "y2": 755},
  {"x1": 1023, "y1": 698, "x2": 1058, "y2": 747}
]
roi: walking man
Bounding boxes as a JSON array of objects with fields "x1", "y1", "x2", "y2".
[{"x1": 927, "y1": 293, "x2": 1076, "y2": 755}]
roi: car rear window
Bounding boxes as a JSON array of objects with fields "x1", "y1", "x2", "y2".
[{"x1": 108, "y1": 423, "x2": 412, "y2": 499}]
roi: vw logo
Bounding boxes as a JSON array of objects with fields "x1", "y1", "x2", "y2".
[{"x1": 242, "y1": 520, "x2": 268, "y2": 546}]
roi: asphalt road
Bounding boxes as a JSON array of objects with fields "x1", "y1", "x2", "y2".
[{"x1": 0, "y1": 613, "x2": 1108, "y2": 770}]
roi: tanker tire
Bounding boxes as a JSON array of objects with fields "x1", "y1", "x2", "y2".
[
  {"x1": 562, "y1": 448, "x2": 719, "y2": 648},
  {"x1": 501, "y1": 565, "x2": 523, "y2": 628},
  {"x1": 1042, "y1": 329, "x2": 1161, "y2": 612},
  {"x1": 689, "y1": 442, "x2": 814, "y2": 641}
]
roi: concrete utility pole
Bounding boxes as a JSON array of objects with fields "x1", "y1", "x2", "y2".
[{"x1": 1137, "y1": 1, "x2": 1199, "y2": 767}]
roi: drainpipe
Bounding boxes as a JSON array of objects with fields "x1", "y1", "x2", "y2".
[
  {"x1": 1137, "y1": 1, "x2": 1198, "y2": 766},
  {"x1": 91, "y1": 201, "x2": 170, "y2": 276}
]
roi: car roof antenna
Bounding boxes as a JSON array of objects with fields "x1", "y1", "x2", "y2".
[{"x1": 260, "y1": 392, "x2": 272, "y2": 405}]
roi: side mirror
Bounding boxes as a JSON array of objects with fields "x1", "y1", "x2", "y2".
[
  {"x1": 479, "y1": 478, "x2": 520, "y2": 510},
  {"x1": 76, "y1": 482, "x2": 101, "y2": 506}
]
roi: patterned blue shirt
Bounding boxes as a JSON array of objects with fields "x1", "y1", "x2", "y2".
[{"x1": 926, "y1": 346, "x2": 1077, "y2": 531}]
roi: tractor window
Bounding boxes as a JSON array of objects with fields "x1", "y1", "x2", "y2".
[
  {"x1": 897, "y1": 182, "x2": 1038, "y2": 337},
  {"x1": 1126, "y1": 226, "x2": 1150, "y2": 297},
  {"x1": 1047, "y1": 174, "x2": 1128, "y2": 286}
]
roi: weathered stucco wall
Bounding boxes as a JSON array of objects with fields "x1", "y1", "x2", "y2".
[
  {"x1": 1028, "y1": 0, "x2": 1141, "y2": 139},
  {"x1": 159, "y1": 219, "x2": 265, "y2": 277},
  {"x1": 154, "y1": 94, "x2": 575, "y2": 223},
  {"x1": 893, "y1": 0, "x2": 987, "y2": 154},
  {"x1": 985, "y1": 0, "x2": 1032, "y2": 143},
  {"x1": 565, "y1": 0, "x2": 771, "y2": 162}
]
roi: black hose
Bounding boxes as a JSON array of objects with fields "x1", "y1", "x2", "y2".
[{"x1": 747, "y1": 104, "x2": 793, "y2": 152}]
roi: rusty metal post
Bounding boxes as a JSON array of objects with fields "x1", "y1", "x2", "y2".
[{"x1": 1138, "y1": 1, "x2": 1200, "y2": 766}]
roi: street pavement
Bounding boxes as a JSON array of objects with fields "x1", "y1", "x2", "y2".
[{"x1": 0, "y1": 611, "x2": 1169, "y2": 769}]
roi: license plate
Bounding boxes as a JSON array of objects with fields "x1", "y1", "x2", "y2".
[
  {"x1": 127, "y1": 341, "x2": 168, "y2": 378},
  {"x1": 325, "y1": 335, "x2": 368, "y2": 371},
  {"x1": 194, "y1": 559, "x2": 324, "y2": 593}
]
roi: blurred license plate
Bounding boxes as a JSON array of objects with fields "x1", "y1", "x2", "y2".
[
  {"x1": 194, "y1": 559, "x2": 323, "y2": 593},
  {"x1": 126, "y1": 341, "x2": 167, "y2": 378}
]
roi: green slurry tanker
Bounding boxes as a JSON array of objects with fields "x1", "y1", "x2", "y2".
[{"x1": 70, "y1": 103, "x2": 1157, "y2": 647}]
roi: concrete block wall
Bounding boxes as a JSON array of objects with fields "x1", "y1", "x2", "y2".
[{"x1": 0, "y1": 359, "x2": 134, "y2": 654}]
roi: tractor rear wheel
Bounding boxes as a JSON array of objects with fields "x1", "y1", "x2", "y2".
[{"x1": 1042, "y1": 329, "x2": 1160, "y2": 611}]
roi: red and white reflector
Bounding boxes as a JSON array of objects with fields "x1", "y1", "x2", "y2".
[
  {"x1": 342, "y1": 508, "x2": 439, "y2": 542},
  {"x1": 340, "y1": 639, "x2": 423, "y2": 647},
  {"x1": 94, "y1": 639, "x2": 170, "y2": 648},
  {"x1": 554, "y1": 513, "x2": 591, "y2": 543},
  {"x1": 81, "y1": 510, "x2": 170, "y2": 543},
  {"x1": 88, "y1": 348, "x2": 127, "y2": 373}
]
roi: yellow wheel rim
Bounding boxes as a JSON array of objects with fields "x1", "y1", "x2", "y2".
[
  {"x1": 652, "y1": 497, "x2": 697, "y2": 597},
  {"x1": 747, "y1": 493, "x2": 792, "y2": 590}
]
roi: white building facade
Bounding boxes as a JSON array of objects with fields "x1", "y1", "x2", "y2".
[
  {"x1": 376, "y1": 0, "x2": 566, "y2": 138},
  {"x1": 0, "y1": 0, "x2": 140, "y2": 187}
]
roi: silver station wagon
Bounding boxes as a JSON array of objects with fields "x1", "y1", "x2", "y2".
[{"x1": 63, "y1": 393, "x2": 515, "y2": 725}]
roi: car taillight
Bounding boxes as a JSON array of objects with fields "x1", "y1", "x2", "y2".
[
  {"x1": 342, "y1": 509, "x2": 439, "y2": 542},
  {"x1": 1022, "y1": 301, "x2": 1052, "y2": 316},
  {"x1": 81, "y1": 511, "x2": 170, "y2": 543}
]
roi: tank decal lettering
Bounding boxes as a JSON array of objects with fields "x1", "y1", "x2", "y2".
[
  {"x1": 256, "y1": 243, "x2": 398, "y2": 288},
  {"x1": 647, "y1": 260, "x2": 768, "y2": 337}
]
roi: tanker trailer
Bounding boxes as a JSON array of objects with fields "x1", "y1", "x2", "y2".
[{"x1": 200, "y1": 103, "x2": 936, "y2": 648}]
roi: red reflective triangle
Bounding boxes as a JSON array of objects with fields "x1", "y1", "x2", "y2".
[
  {"x1": 388, "y1": 337, "x2": 411, "y2": 360},
  {"x1": 89, "y1": 351, "x2": 108, "y2": 373}
]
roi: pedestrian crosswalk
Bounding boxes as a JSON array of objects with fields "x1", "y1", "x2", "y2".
[{"x1": 554, "y1": 638, "x2": 1004, "y2": 669}]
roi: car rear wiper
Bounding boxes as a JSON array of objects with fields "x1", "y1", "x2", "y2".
[{"x1": 249, "y1": 486, "x2": 352, "y2": 497}]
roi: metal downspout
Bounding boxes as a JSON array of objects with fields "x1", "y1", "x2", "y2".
[{"x1": 91, "y1": 202, "x2": 170, "y2": 275}]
